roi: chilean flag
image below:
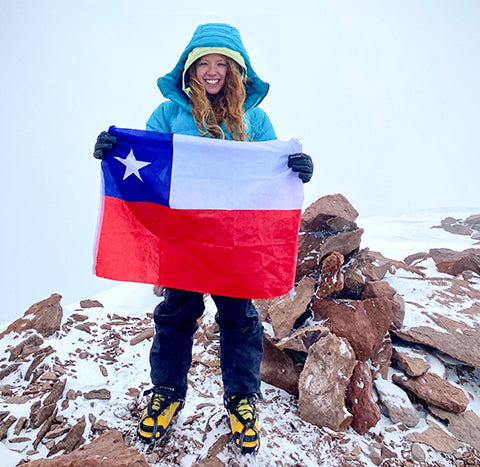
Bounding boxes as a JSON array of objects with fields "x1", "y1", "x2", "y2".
[{"x1": 94, "y1": 126, "x2": 304, "y2": 299}]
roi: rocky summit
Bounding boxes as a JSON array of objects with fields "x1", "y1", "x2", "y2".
[{"x1": 1, "y1": 194, "x2": 480, "y2": 466}]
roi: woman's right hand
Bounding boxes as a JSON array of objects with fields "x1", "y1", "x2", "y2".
[{"x1": 93, "y1": 131, "x2": 117, "y2": 159}]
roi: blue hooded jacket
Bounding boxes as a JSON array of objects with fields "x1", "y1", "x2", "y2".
[{"x1": 146, "y1": 23, "x2": 276, "y2": 141}]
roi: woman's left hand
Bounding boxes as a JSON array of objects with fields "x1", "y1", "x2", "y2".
[{"x1": 288, "y1": 153, "x2": 314, "y2": 183}]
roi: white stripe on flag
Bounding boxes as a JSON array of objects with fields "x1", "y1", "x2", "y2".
[{"x1": 170, "y1": 134, "x2": 304, "y2": 210}]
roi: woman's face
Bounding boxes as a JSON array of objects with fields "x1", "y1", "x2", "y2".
[{"x1": 195, "y1": 54, "x2": 228, "y2": 95}]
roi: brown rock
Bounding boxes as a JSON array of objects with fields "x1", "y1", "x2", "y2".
[
  {"x1": 374, "y1": 377, "x2": 419, "y2": 427},
  {"x1": 66, "y1": 389, "x2": 80, "y2": 400},
  {"x1": 300, "y1": 194, "x2": 359, "y2": 232},
  {"x1": 326, "y1": 216, "x2": 359, "y2": 233},
  {"x1": 92, "y1": 419, "x2": 109, "y2": 432},
  {"x1": 392, "y1": 372, "x2": 469, "y2": 413},
  {"x1": 0, "y1": 363, "x2": 20, "y2": 380},
  {"x1": 370, "y1": 334, "x2": 393, "y2": 379},
  {"x1": 44, "y1": 379, "x2": 67, "y2": 407},
  {"x1": 362, "y1": 281, "x2": 396, "y2": 300},
  {"x1": 444, "y1": 224, "x2": 473, "y2": 235},
  {"x1": 268, "y1": 277, "x2": 316, "y2": 340},
  {"x1": 75, "y1": 323, "x2": 94, "y2": 334},
  {"x1": 341, "y1": 263, "x2": 366, "y2": 298},
  {"x1": 0, "y1": 415, "x2": 17, "y2": 440},
  {"x1": 410, "y1": 442, "x2": 426, "y2": 462},
  {"x1": 429, "y1": 406, "x2": 480, "y2": 451},
  {"x1": 394, "y1": 275, "x2": 480, "y2": 368},
  {"x1": 24, "y1": 429, "x2": 148, "y2": 466},
  {"x1": 30, "y1": 401, "x2": 57, "y2": 429},
  {"x1": 391, "y1": 293, "x2": 406, "y2": 330},
  {"x1": 260, "y1": 334, "x2": 300, "y2": 396},
  {"x1": 277, "y1": 324, "x2": 330, "y2": 353},
  {"x1": 430, "y1": 248, "x2": 480, "y2": 275},
  {"x1": 33, "y1": 409, "x2": 58, "y2": 450},
  {"x1": 465, "y1": 214, "x2": 480, "y2": 229},
  {"x1": 84, "y1": 389, "x2": 111, "y2": 400},
  {"x1": 407, "y1": 417, "x2": 459, "y2": 454},
  {"x1": 9, "y1": 436, "x2": 32, "y2": 443},
  {"x1": 79, "y1": 299, "x2": 104, "y2": 309},
  {"x1": 45, "y1": 426, "x2": 71, "y2": 439},
  {"x1": 25, "y1": 346, "x2": 55, "y2": 381},
  {"x1": 298, "y1": 333, "x2": 355, "y2": 431},
  {"x1": 296, "y1": 229, "x2": 364, "y2": 282},
  {"x1": 404, "y1": 252, "x2": 430, "y2": 266},
  {"x1": 368, "y1": 250, "x2": 425, "y2": 280},
  {"x1": 0, "y1": 294, "x2": 63, "y2": 338},
  {"x1": 345, "y1": 362, "x2": 381, "y2": 435},
  {"x1": 70, "y1": 313, "x2": 89, "y2": 322},
  {"x1": 40, "y1": 371, "x2": 58, "y2": 382},
  {"x1": 3, "y1": 395, "x2": 30, "y2": 404},
  {"x1": 129, "y1": 327, "x2": 154, "y2": 345},
  {"x1": 312, "y1": 297, "x2": 399, "y2": 361},
  {"x1": 48, "y1": 416, "x2": 86, "y2": 456},
  {"x1": 362, "y1": 281, "x2": 405, "y2": 329},
  {"x1": 316, "y1": 251, "x2": 344, "y2": 299},
  {"x1": 392, "y1": 347, "x2": 430, "y2": 377},
  {"x1": 13, "y1": 416, "x2": 28, "y2": 435},
  {"x1": 0, "y1": 385, "x2": 15, "y2": 397},
  {"x1": 9, "y1": 334, "x2": 44, "y2": 361},
  {"x1": 196, "y1": 433, "x2": 231, "y2": 466}
]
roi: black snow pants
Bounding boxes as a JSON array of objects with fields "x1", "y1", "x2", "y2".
[{"x1": 149, "y1": 287, "x2": 264, "y2": 399}]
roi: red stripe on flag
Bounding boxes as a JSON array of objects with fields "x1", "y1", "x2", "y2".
[{"x1": 95, "y1": 196, "x2": 301, "y2": 298}]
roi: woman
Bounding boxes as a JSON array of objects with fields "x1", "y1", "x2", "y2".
[{"x1": 94, "y1": 23, "x2": 313, "y2": 455}]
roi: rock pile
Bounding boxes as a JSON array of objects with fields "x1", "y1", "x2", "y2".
[
  {"x1": 434, "y1": 214, "x2": 480, "y2": 240},
  {"x1": 0, "y1": 294, "x2": 155, "y2": 465},
  {"x1": 257, "y1": 194, "x2": 413, "y2": 434},
  {"x1": 257, "y1": 194, "x2": 480, "y2": 453}
]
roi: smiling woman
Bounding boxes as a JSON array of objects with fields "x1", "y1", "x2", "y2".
[
  {"x1": 194, "y1": 54, "x2": 228, "y2": 95},
  {"x1": 188, "y1": 53, "x2": 248, "y2": 140},
  {"x1": 92, "y1": 21, "x2": 313, "y2": 456}
]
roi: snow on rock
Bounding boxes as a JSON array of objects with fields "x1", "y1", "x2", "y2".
[
  {"x1": 267, "y1": 276, "x2": 316, "y2": 340},
  {"x1": 21, "y1": 429, "x2": 149, "y2": 466},
  {"x1": 390, "y1": 266, "x2": 480, "y2": 368},
  {"x1": 298, "y1": 334, "x2": 355, "y2": 431},
  {"x1": 345, "y1": 362, "x2": 381, "y2": 435},
  {"x1": 374, "y1": 376, "x2": 419, "y2": 427},
  {"x1": 391, "y1": 345, "x2": 431, "y2": 377}
]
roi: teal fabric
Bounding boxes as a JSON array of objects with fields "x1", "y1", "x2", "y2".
[{"x1": 146, "y1": 23, "x2": 276, "y2": 142}]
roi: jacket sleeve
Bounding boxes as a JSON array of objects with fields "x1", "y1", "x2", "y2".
[
  {"x1": 146, "y1": 102, "x2": 172, "y2": 133},
  {"x1": 247, "y1": 107, "x2": 277, "y2": 142}
]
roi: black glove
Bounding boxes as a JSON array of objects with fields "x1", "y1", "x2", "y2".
[
  {"x1": 93, "y1": 131, "x2": 117, "y2": 160},
  {"x1": 288, "y1": 153, "x2": 314, "y2": 183}
]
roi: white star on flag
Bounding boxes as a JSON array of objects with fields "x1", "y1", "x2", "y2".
[{"x1": 115, "y1": 149, "x2": 151, "y2": 181}]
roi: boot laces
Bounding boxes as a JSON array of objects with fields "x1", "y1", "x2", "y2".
[
  {"x1": 236, "y1": 398, "x2": 254, "y2": 422},
  {"x1": 150, "y1": 392, "x2": 167, "y2": 414}
]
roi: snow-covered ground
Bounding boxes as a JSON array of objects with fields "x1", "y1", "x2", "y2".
[
  {"x1": 358, "y1": 207, "x2": 479, "y2": 261},
  {"x1": 1, "y1": 208, "x2": 479, "y2": 466}
]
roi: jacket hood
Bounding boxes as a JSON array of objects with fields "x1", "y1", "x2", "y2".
[{"x1": 157, "y1": 23, "x2": 270, "y2": 111}]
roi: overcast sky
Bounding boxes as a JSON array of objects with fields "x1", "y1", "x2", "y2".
[{"x1": 1, "y1": 0, "x2": 479, "y2": 324}]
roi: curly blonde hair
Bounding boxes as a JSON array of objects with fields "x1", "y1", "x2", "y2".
[{"x1": 188, "y1": 57, "x2": 248, "y2": 141}]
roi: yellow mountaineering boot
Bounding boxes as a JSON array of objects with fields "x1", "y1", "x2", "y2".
[
  {"x1": 225, "y1": 395, "x2": 260, "y2": 454},
  {"x1": 137, "y1": 388, "x2": 185, "y2": 442}
]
